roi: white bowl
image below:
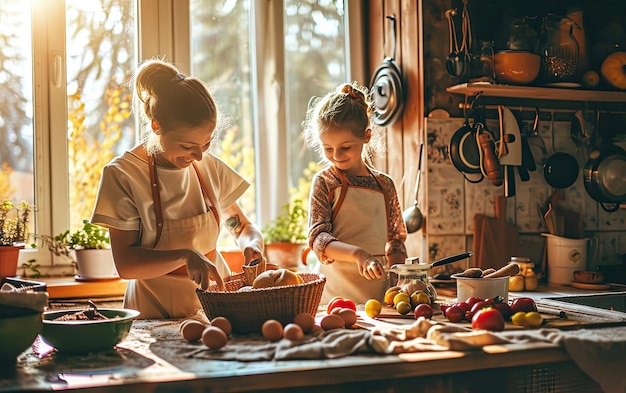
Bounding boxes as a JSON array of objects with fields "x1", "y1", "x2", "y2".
[{"x1": 453, "y1": 275, "x2": 509, "y2": 303}]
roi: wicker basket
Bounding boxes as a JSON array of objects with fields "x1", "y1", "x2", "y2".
[{"x1": 196, "y1": 272, "x2": 326, "y2": 334}]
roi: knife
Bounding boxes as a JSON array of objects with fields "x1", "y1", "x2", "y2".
[{"x1": 498, "y1": 106, "x2": 523, "y2": 197}]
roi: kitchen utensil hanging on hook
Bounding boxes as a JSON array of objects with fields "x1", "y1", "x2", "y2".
[
  {"x1": 370, "y1": 14, "x2": 405, "y2": 127},
  {"x1": 403, "y1": 143, "x2": 425, "y2": 233},
  {"x1": 445, "y1": 0, "x2": 472, "y2": 78},
  {"x1": 543, "y1": 113, "x2": 579, "y2": 189}
]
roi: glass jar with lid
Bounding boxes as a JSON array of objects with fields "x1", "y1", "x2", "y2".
[
  {"x1": 509, "y1": 256, "x2": 538, "y2": 291},
  {"x1": 388, "y1": 257, "x2": 437, "y2": 302}
]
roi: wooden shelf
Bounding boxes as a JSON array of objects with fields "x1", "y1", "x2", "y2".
[
  {"x1": 447, "y1": 83, "x2": 626, "y2": 103},
  {"x1": 38, "y1": 277, "x2": 127, "y2": 299}
]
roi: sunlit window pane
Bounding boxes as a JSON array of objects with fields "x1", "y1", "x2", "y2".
[
  {"x1": 284, "y1": 0, "x2": 347, "y2": 199},
  {"x1": 0, "y1": 1, "x2": 35, "y2": 212},
  {"x1": 65, "y1": 0, "x2": 137, "y2": 231},
  {"x1": 189, "y1": 0, "x2": 256, "y2": 222}
]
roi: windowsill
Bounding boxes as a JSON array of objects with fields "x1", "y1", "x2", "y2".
[{"x1": 36, "y1": 276, "x2": 127, "y2": 300}]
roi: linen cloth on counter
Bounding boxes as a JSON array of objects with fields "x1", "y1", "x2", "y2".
[{"x1": 130, "y1": 318, "x2": 626, "y2": 393}]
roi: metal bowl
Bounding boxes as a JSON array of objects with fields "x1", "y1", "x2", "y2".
[{"x1": 41, "y1": 308, "x2": 139, "y2": 353}]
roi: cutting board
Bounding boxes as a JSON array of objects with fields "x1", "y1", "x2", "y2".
[
  {"x1": 355, "y1": 305, "x2": 624, "y2": 331},
  {"x1": 474, "y1": 195, "x2": 519, "y2": 270}
]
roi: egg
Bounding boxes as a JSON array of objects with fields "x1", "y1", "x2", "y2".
[
  {"x1": 180, "y1": 320, "x2": 207, "y2": 342},
  {"x1": 261, "y1": 319, "x2": 284, "y2": 342},
  {"x1": 201, "y1": 326, "x2": 228, "y2": 349},
  {"x1": 210, "y1": 316, "x2": 232, "y2": 336},
  {"x1": 282, "y1": 323, "x2": 304, "y2": 341},
  {"x1": 337, "y1": 308, "x2": 357, "y2": 328},
  {"x1": 320, "y1": 314, "x2": 345, "y2": 331},
  {"x1": 292, "y1": 312, "x2": 315, "y2": 333}
]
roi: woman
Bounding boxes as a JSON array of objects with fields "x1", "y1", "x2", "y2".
[
  {"x1": 91, "y1": 59, "x2": 264, "y2": 318},
  {"x1": 302, "y1": 82, "x2": 407, "y2": 304}
]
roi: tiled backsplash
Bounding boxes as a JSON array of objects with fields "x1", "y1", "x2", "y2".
[{"x1": 422, "y1": 115, "x2": 626, "y2": 281}]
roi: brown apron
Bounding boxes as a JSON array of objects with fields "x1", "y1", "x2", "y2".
[
  {"x1": 318, "y1": 167, "x2": 389, "y2": 304},
  {"x1": 123, "y1": 158, "x2": 230, "y2": 319}
]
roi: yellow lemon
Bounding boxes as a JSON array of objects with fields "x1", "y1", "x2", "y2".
[
  {"x1": 524, "y1": 312, "x2": 543, "y2": 328},
  {"x1": 393, "y1": 292, "x2": 411, "y2": 307},
  {"x1": 364, "y1": 299, "x2": 382, "y2": 318},
  {"x1": 396, "y1": 300, "x2": 412, "y2": 315},
  {"x1": 511, "y1": 311, "x2": 527, "y2": 326}
]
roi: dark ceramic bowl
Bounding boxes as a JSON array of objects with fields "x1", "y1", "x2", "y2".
[{"x1": 41, "y1": 308, "x2": 139, "y2": 353}]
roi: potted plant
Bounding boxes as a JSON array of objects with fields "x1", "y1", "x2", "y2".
[
  {"x1": 39, "y1": 220, "x2": 117, "y2": 280},
  {"x1": 261, "y1": 198, "x2": 308, "y2": 271},
  {"x1": 0, "y1": 200, "x2": 32, "y2": 278}
]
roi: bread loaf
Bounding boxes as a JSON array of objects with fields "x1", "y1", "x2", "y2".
[{"x1": 252, "y1": 268, "x2": 304, "y2": 289}]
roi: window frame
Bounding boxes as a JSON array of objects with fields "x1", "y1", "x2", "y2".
[{"x1": 22, "y1": 0, "x2": 365, "y2": 271}]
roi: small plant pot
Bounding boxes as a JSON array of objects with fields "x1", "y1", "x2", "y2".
[
  {"x1": 264, "y1": 242, "x2": 306, "y2": 271},
  {"x1": 74, "y1": 249, "x2": 118, "y2": 279},
  {"x1": 0, "y1": 245, "x2": 24, "y2": 278}
]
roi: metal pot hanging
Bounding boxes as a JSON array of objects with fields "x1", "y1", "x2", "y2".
[
  {"x1": 370, "y1": 14, "x2": 405, "y2": 127},
  {"x1": 583, "y1": 143, "x2": 626, "y2": 212}
]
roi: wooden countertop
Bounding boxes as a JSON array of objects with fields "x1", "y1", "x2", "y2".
[
  {"x1": 2, "y1": 284, "x2": 625, "y2": 392},
  {"x1": 2, "y1": 318, "x2": 583, "y2": 392}
]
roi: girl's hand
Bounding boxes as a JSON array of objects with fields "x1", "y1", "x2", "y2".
[
  {"x1": 357, "y1": 255, "x2": 385, "y2": 280},
  {"x1": 185, "y1": 249, "x2": 224, "y2": 291}
]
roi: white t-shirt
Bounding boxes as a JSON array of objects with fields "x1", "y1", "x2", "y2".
[{"x1": 91, "y1": 151, "x2": 249, "y2": 248}]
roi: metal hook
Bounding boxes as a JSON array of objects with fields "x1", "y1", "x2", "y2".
[{"x1": 386, "y1": 14, "x2": 397, "y2": 60}]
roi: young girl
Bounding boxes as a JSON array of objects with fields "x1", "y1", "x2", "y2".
[{"x1": 302, "y1": 82, "x2": 407, "y2": 304}]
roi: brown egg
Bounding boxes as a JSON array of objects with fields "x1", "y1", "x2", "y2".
[
  {"x1": 283, "y1": 323, "x2": 304, "y2": 341},
  {"x1": 261, "y1": 319, "x2": 284, "y2": 342},
  {"x1": 201, "y1": 326, "x2": 228, "y2": 349},
  {"x1": 210, "y1": 316, "x2": 232, "y2": 336},
  {"x1": 337, "y1": 308, "x2": 357, "y2": 328},
  {"x1": 292, "y1": 312, "x2": 315, "y2": 333},
  {"x1": 180, "y1": 320, "x2": 207, "y2": 342},
  {"x1": 320, "y1": 314, "x2": 345, "y2": 331}
]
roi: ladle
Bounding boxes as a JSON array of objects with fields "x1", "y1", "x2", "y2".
[
  {"x1": 445, "y1": 9, "x2": 464, "y2": 77},
  {"x1": 402, "y1": 143, "x2": 424, "y2": 233}
]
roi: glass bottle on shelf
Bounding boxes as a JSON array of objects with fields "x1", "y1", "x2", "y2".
[{"x1": 479, "y1": 40, "x2": 495, "y2": 82}]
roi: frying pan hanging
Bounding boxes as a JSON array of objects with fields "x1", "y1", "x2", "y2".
[
  {"x1": 584, "y1": 143, "x2": 626, "y2": 213},
  {"x1": 449, "y1": 108, "x2": 484, "y2": 183},
  {"x1": 370, "y1": 14, "x2": 405, "y2": 127}
]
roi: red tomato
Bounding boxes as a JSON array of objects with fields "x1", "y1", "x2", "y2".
[
  {"x1": 453, "y1": 302, "x2": 471, "y2": 313},
  {"x1": 464, "y1": 297, "x2": 482, "y2": 307},
  {"x1": 492, "y1": 302, "x2": 513, "y2": 320},
  {"x1": 439, "y1": 304, "x2": 450, "y2": 317},
  {"x1": 510, "y1": 297, "x2": 537, "y2": 314},
  {"x1": 467, "y1": 300, "x2": 492, "y2": 319},
  {"x1": 471, "y1": 307, "x2": 505, "y2": 331},
  {"x1": 445, "y1": 305, "x2": 465, "y2": 323},
  {"x1": 413, "y1": 304, "x2": 433, "y2": 320},
  {"x1": 327, "y1": 297, "x2": 357, "y2": 314},
  {"x1": 326, "y1": 296, "x2": 344, "y2": 313}
]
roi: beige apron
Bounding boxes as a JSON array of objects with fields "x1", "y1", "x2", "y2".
[
  {"x1": 124, "y1": 159, "x2": 231, "y2": 319},
  {"x1": 319, "y1": 167, "x2": 389, "y2": 305}
]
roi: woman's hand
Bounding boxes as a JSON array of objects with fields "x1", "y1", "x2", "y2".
[
  {"x1": 242, "y1": 245, "x2": 263, "y2": 265},
  {"x1": 185, "y1": 249, "x2": 224, "y2": 291}
]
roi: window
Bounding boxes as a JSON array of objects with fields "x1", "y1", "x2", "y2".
[
  {"x1": 188, "y1": 0, "x2": 359, "y2": 230},
  {"x1": 6, "y1": 0, "x2": 360, "y2": 273}
]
